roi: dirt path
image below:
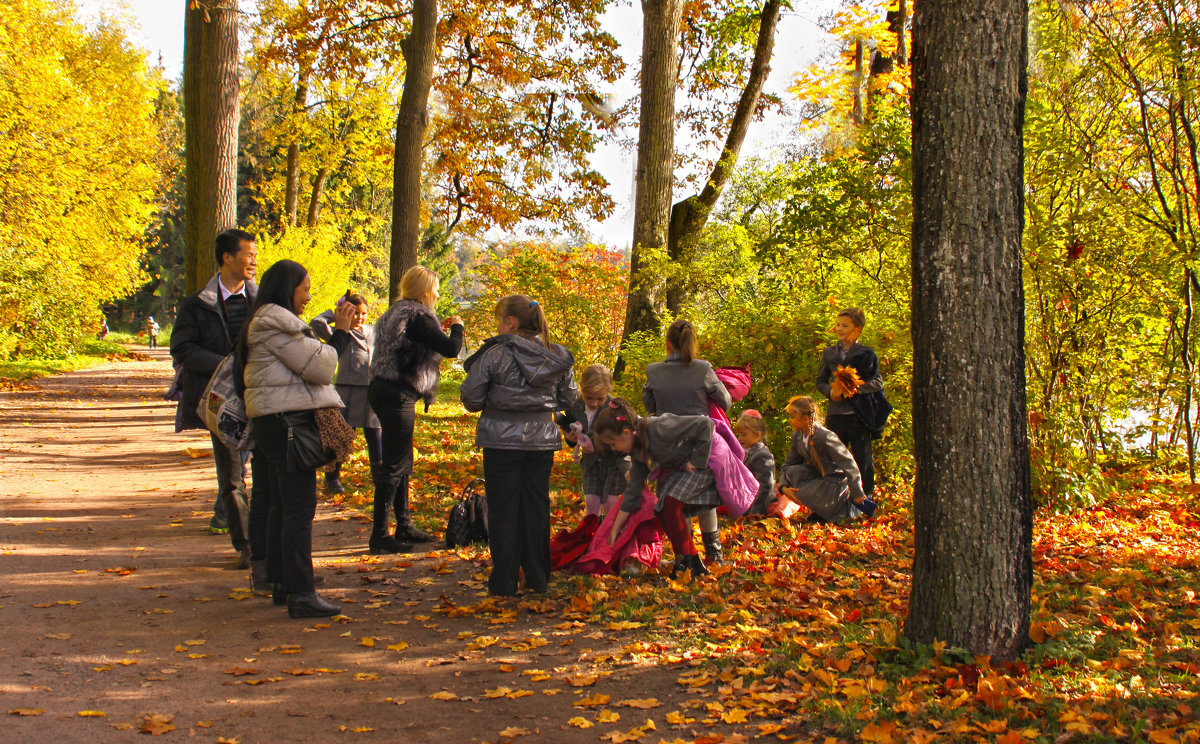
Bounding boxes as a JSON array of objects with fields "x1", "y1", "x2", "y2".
[{"x1": 0, "y1": 352, "x2": 724, "y2": 744}]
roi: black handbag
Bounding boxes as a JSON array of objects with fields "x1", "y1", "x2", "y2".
[{"x1": 280, "y1": 410, "x2": 335, "y2": 472}]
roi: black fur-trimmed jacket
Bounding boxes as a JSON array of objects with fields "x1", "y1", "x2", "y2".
[{"x1": 369, "y1": 299, "x2": 463, "y2": 407}]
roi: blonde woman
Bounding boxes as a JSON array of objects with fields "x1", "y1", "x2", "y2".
[{"x1": 367, "y1": 267, "x2": 464, "y2": 554}]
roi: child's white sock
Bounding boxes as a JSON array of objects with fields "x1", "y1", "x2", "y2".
[{"x1": 584, "y1": 494, "x2": 603, "y2": 516}]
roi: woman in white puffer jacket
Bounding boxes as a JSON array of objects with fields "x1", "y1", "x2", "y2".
[{"x1": 239, "y1": 259, "x2": 354, "y2": 619}]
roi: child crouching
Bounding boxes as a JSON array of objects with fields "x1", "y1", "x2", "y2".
[
  {"x1": 778, "y1": 396, "x2": 876, "y2": 524},
  {"x1": 595, "y1": 398, "x2": 719, "y2": 578},
  {"x1": 735, "y1": 410, "x2": 776, "y2": 516}
]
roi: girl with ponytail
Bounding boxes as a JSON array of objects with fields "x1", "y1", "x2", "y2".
[
  {"x1": 641, "y1": 318, "x2": 732, "y2": 565},
  {"x1": 460, "y1": 294, "x2": 577, "y2": 596}
]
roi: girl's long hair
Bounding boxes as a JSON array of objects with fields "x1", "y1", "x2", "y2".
[
  {"x1": 666, "y1": 319, "x2": 698, "y2": 364},
  {"x1": 496, "y1": 294, "x2": 551, "y2": 348},
  {"x1": 236, "y1": 259, "x2": 309, "y2": 368}
]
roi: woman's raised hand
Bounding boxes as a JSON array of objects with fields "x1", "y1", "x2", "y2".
[
  {"x1": 442, "y1": 315, "x2": 464, "y2": 329},
  {"x1": 332, "y1": 301, "x2": 356, "y2": 330}
]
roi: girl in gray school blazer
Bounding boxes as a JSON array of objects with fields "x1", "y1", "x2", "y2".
[
  {"x1": 641, "y1": 319, "x2": 731, "y2": 564},
  {"x1": 311, "y1": 293, "x2": 379, "y2": 495},
  {"x1": 778, "y1": 396, "x2": 874, "y2": 523}
]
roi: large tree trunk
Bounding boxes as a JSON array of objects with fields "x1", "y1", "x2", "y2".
[
  {"x1": 664, "y1": 0, "x2": 780, "y2": 316},
  {"x1": 306, "y1": 167, "x2": 330, "y2": 228},
  {"x1": 183, "y1": 0, "x2": 240, "y2": 294},
  {"x1": 614, "y1": 0, "x2": 684, "y2": 377},
  {"x1": 905, "y1": 0, "x2": 1032, "y2": 661},
  {"x1": 389, "y1": 0, "x2": 438, "y2": 304},
  {"x1": 284, "y1": 77, "x2": 310, "y2": 229}
]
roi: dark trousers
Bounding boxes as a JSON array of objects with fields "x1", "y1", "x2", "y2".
[
  {"x1": 250, "y1": 414, "x2": 319, "y2": 594},
  {"x1": 826, "y1": 414, "x2": 875, "y2": 496},
  {"x1": 210, "y1": 433, "x2": 248, "y2": 551},
  {"x1": 328, "y1": 427, "x2": 382, "y2": 479},
  {"x1": 482, "y1": 448, "x2": 554, "y2": 596},
  {"x1": 368, "y1": 379, "x2": 417, "y2": 535}
]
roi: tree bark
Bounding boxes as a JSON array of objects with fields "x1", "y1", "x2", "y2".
[
  {"x1": 614, "y1": 0, "x2": 684, "y2": 377},
  {"x1": 183, "y1": 0, "x2": 240, "y2": 294},
  {"x1": 664, "y1": 0, "x2": 781, "y2": 316},
  {"x1": 905, "y1": 0, "x2": 1032, "y2": 660},
  {"x1": 852, "y1": 38, "x2": 865, "y2": 124},
  {"x1": 306, "y1": 167, "x2": 330, "y2": 228},
  {"x1": 869, "y1": 0, "x2": 908, "y2": 78},
  {"x1": 389, "y1": 0, "x2": 438, "y2": 304},
  {"x1": 284, "y1": 77, "x2": 310, "y2": 229}
]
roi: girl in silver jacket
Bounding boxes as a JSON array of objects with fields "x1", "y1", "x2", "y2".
[{"x1": 460, "y1": 294, "x2": 577, "y2": 596}]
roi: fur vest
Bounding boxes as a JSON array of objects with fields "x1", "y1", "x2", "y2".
[{"x1": 370, "y1": 299, "x2": 443, "y2": 405}]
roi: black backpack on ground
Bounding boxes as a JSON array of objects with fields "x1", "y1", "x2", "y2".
[{"x1": 445, "y1": 478, "x2": 489, "y2": 548}]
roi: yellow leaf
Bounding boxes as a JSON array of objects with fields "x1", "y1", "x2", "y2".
[
  {"x1": 140, "y1": 713, "x2": 176, "y2": 736},
  {"x1": 429, "y1": 691, "x2": 459, "y2": 701},
  {"x1": 665, "y1": 711, "x2": 689, "y2": 724},
  {"x1": 606, "y1": 621, "x2": 644, "y2": 631},
  {"x1": 618, "y1": 698, "x2": 660, "y2": 709},
  {"x1": 359, "y1": 637, "x2": 375, "y2": 647},
  {"x1": 596, "y1": 710, "x2": 620, "y2": 723},
  {"x1": 386, "y1": 642, "x2": 409, "y2": 652},
  {"x1": 861, "y1": 720, "x2": 898, "y2": 744},
  {"x1": 9, "y1": 709, "x2": 44, "y2": 716},
  {"x1": 568, "y1": 674, "x2": 598, "y2": 687},
  {"x1": 574, "y1": 693, "x2": 611, "y2": 708},
  {"x1": 1149, "y1": 730, "x2": 1179, "y2": 744},
  {"x1": 568, "y1": 717, "x2": 593, "y2": 728},
  {"x1": 720, "y1": 709, "x2": 749, "y2": 724},
  {"x1": 498, "y1": 726, "x2": 530, "y2": 737},
  {"x1": 485, "y1": 687, "x2": 513, "y2": 698},
  {"x1": 77, "y1": 711, "x2": 107, "y2": 718}
]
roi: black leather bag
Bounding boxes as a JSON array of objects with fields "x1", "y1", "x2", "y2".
[
  {"x1": 281, "y1": 410, "x2": 335, "y2": 472},
  {"x1": 445, "y1": 478, "x2": 489, "y2": 548}
]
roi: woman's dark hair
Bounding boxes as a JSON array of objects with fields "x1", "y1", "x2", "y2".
[
  {"x1": 593, "y1": 396, "x2": 640, "y2": 440},
  {"x1": 236, "y1": 259, "x2": 309, "y2": 367},
  {"x1": 665, "y1": 319, "x2": 698, "y2": 365}
]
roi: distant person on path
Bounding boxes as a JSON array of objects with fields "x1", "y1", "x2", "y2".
[
  {"x1": 146, "y1": 317, "x2": 160, "y2": 348},
  {"x1": 367, "y1": 267, "x2": 464, "y2": 554},
  {"x1": 460, "y1": 294, "x2": 576, "y2": 596},
  {"x1": 815, "y1": 307, "x2": 885, "y2": 502},
  {"x1": 98, "y1": 318, "x2": 109, "y2": 340},
  {"x1": 170, "y1": 228, "x2": 257, "y2": 564},
  {"x1": 239, "y1": 259, "x2": 352, "y2": 619},
  {"x1": 311, "y1": 292, "x2": 379, "y2": 496}
]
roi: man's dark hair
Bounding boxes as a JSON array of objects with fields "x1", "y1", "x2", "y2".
[
  {"x1": 235, "y1": 259, "x2": 309, "y2": 368},
  {"x1": 215, "y1": 228, "x2": 256, "y2": 268}
]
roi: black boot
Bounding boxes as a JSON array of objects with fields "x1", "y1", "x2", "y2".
[
  {"x1": 392, "y1": 476, "x2": 432, "y2": 543},
  {"x1": 323, "y1": 469, "x2": 345, "y2": 495},
  {"x1": 250, "y1": 560, "x2": 271, "y2": 596},
  {"x1": 287, "y1": 591, "x2": 340, "y2": 619},
  {"x1": 369, "y1": 533, "x2": 412, "y2": 554},
  {"x1": 689, "y1": 554, "x2": 710, "y2": 577},
  {"x1": 701, "y1": 530, "x2": 724, "y2": 566},
  {"x1": 272, "y1": 583, "x2": 288, "y2": 606}
]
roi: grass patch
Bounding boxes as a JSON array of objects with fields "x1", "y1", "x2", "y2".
[{"x1": 0, "y1": 338, "x2": 134, "y2": 381}]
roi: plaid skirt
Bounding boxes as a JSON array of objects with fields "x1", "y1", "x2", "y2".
[
  {"x1": 657, "y1": 468, "x2": 720, "y2": 513},
  {"x1": 581, "y1": 458, "x2": 627, "y2": 498}
]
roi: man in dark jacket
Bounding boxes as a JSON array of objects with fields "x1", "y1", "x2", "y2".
[{"x1": 171, "y1": 229, "x2": 258, "y2": 566}]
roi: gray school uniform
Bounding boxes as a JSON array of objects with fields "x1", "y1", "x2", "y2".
[
  {"x1": 311, "y1": 310, "x2": 380, "y2": 429},
  {"x1": 560, "y1": 397, "x2": 631, "y2": 497},
  {"x1": 778, "y1": 425, "x2": 865, "y2": 522},
  {"x1": 620, "y1": 414, "x2": 720, "y2": 514},
  {"x1": 642, "y1": 354, "x2": 732, "y2": 416},
  {"x1": 743, "y1": 441, "x2": 777, "y2": 515}
]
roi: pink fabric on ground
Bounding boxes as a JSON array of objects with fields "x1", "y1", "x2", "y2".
[
  {"x1": 573, "y1": 486, "x2": 664, "y2": 576},
  {"x1": 709, "y1": 415, "x2": 757, "y2": 517}
]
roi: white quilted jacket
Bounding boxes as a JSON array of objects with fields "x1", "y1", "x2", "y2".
[{"x1": 243, "y1": 304, "x2": 343, "y2": 417}]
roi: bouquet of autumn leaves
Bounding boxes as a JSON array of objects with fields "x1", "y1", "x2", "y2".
[{"x1": 830, "y1": 365, "x2": 864, "y2": 399}]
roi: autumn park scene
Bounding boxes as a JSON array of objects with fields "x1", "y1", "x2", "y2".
[{"x1": 3, "y1": 0, "x2": 1200, "y2": 741}]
